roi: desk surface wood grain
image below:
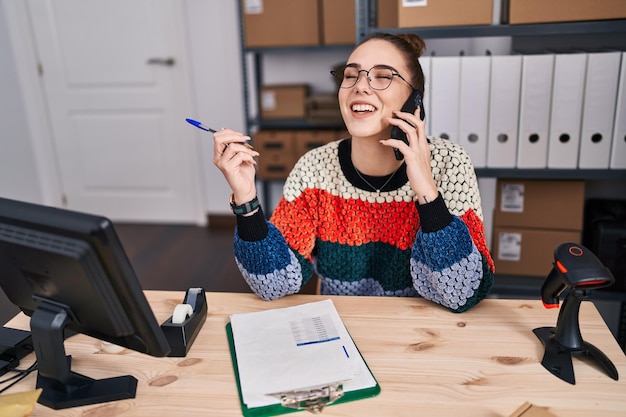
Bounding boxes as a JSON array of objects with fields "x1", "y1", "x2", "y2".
[{"x1": 4, "y1": 291, "x2": 626, "y2": 417}]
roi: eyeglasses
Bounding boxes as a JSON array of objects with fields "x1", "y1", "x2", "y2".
[{"x1": 330, "y1": 65, "x2": 415, "y2": 91}]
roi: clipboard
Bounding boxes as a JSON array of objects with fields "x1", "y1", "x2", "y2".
[{"x1": 225, "y1": 301, "x2": 380, "y2": 416}]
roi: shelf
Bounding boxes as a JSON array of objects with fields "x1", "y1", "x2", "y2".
[
  {"x1": 244, "y1": 44, "x2": 354, "y2": 54},
  {"x1": 475, "y1": 169, "x2": 626, "y2": 180},
  {"x1": 491, "y1": 275, "x2": 626, "y2": 303},
  {"x1": 364, "y1": 19, "x2": 626, "y2": 41}
]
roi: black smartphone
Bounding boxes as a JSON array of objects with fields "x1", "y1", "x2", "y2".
[{"x1": 392, "y1": 89, "x2": 425, "y2": 160}]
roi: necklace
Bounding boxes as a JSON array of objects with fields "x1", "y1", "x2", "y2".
[{"x1": 354, "y1": 164, "x2": 402, "y2": 194}]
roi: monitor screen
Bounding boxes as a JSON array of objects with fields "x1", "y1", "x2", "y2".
[{"x1": 0, "y1": 197, "x2": 171, "y2": 408}]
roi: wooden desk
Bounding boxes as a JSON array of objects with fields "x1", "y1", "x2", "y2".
[{"x1": 4, "y1": 291, "x2": 626, "y2": 416}]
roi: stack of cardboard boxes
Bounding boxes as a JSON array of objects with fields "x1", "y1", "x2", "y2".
[
  {"x1": 492, "y1": 179, "x2": 586, "y2": 278},
  {"x1": 241, "y1": 0, "x2": 494, "y2": 48},
  {"x1": 254, "y1": 129, "x2": 347, "y2": 179}
]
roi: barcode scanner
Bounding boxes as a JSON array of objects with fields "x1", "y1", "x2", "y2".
[
  {"x1": 533, "y1": 242, "x2": 618, "y2": 384},
  {"x1": 392, "y1": 89, "x2": 425, "y2": 161}
]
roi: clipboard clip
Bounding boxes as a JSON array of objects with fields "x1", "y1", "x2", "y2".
[{"x1": 278, "y1": 383, "x2": 344, "y2": 414}]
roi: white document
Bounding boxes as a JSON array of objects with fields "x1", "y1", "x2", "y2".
[
  {"x1": 547, "y1": 53, "x2": 587, "y2": 169},
  {"x1": 517, "y1": 54, "x2": 555, "y2": 168},
  {"x1": 578, "y1": 52, "x2": 622, "y2": 169},
  {"x1": 229, "y1": 299, "x2": 376, "y2": 408},
  {"x1": 486, "y1": 55, "x2": 522, "y2": 168},
  {"x1": 458, "y1": 55, "x2": 491, "y2": 168},
  {"x1": 610, "y1": 51, "x2": 626, "y2": 169},
  {"x1": 420, "y1": 55, "x2": 432, "y2": 137},
  {"x1": 430, "y1": 56, "x2": 461, "y2": 143}
]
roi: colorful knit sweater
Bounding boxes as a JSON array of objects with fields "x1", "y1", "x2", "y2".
[{"x1": 234, "y1": 137, "x2": 495, "y2": 312}]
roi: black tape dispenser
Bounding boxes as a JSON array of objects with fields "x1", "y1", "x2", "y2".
[
  {"x1": 160, "y1": 288, "x2": 207, "y2": 357},
  {"x1": 533, "y1": 242, "x2": 619, "y2": 384}
]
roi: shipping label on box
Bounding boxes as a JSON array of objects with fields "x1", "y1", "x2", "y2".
[
  {"x1": 402, "y1": 0, "x2": 427, "y2": 6},
  {"x1": 500, "y1": 183, "x2": 525, "y2": 213},
  {"x1": 497, "y1": 232, "x2": 522, "y2": 262},
  {"x1": 243, "y1": 0, "x2": 263, "y2": 14}
]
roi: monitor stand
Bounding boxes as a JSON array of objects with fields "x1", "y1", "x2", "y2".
[{"x1": 30, "y1": 299, "x2": 137, "y2": 410}]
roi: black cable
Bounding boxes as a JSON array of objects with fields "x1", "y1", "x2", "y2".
[{"x1": 0, "y1": 361, "x2": 38, "y2": 394}]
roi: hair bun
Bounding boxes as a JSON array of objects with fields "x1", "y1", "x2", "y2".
[{"x1": 397, "y1": 33, "x2": 426, "y2": 58}]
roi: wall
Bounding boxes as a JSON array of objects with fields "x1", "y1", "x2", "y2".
[
  {"x1": 0, "y1": 2, "x2": 43, "y2": 203},
  {"x1": 184, "y1": 0, "x2": 246, "y2": 215},
  {"x1": 0, "y1": 0, "x2": 245, "y2": 216}
]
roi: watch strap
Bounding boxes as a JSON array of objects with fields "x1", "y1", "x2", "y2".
[{"x1": 230, "y1": 194, "x2": 260, "y2": 215}]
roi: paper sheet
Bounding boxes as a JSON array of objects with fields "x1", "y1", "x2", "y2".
[{"x1": 230, "y1": 299, "x2": 376, "y2": 408}]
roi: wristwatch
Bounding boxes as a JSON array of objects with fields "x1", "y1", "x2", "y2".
[{"x1": 229, "y1": 194, "x2": 260, "y2": 215}]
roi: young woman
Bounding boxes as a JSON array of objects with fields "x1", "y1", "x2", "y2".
[{"x1": 212, "y1": 32, "x2": 494, "y2": 312}]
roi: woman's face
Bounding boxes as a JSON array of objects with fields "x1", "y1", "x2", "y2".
[{"x1": 338, "y1": 39, "x2": 414, "y2": 140}]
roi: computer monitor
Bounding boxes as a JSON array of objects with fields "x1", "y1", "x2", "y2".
[{"x1": 0, "y1": 197, "x2": 171, "y2": 409}]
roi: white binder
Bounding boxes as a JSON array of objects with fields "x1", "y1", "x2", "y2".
[
  {"x1": 578, "y1": 51, "x2": 622, "y2": 169},
  {"x1": 486, "y1": 55, "x2": 522, "y2": 168},
  {"x1": 516, "y1": 54, "x2": 555, "y2": 168},
  {"x1": 547, "y1": 53, "x2": 587, "y2": 169},
  {"x1": 610, "y1": 51, "x2": 626, "y2": 169},
  {"x1": 430, "y1": 56, "x2": 461, "y2": 143},
  {"x1": 458, "y1": 55, "x2": 491, "y2": 168},
  {"x1": 420, "y1": 56, "x2": 432, "y2": 137}
]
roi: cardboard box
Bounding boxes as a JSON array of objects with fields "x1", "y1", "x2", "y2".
[
  {"x1": 321, "y1": 0, "x2": 354, "y2": 45},
  {"x1": 260, "y1": 85, "x2": 309, "y2": 120},
  {"x1": 494, "y1": 180, "x2": 585, "y2": 231},
  {"x1": 385, "y1": 0, "x2": 493, "y2": 28},
  {"x1": 493, "y1": 227, "x2": 581, "y2": 277},
  {"x1": 509, "y1": 0, "x2": 626, "y2": 25},
  {"x1": 253, "y1": 130, "x2": 297, "y2": 179},
  {"x1": 321, "y1": 0, "x2": 397, "y2": 45},
  {"x1": 306, "y1": 94, "x2": 343, "y2": 125},
  {"x1": 294, "y1": 130, "x2": 342, "y2": 157},
  {"x1": 242, "y1": 0, "x2": 320, "y2": 47}
]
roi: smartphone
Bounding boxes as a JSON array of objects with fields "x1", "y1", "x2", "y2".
[{"x1": 392, "y1": 89, "x2": 425, "y2": 160}]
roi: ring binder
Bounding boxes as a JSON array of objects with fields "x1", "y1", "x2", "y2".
[{"x1": 277, "y1": 383, "x2": 344, "y2": 413}]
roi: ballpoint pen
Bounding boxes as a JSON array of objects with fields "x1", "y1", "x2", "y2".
[
  {"x1": 186, "y1": 118, "x2": 217, "y2": 133},
  {"x1": 186, "y1": 118, "x2": 255, "y2": 150}
]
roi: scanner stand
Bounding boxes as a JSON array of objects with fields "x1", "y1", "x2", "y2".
[
  {"x1": 534, "y1": 289, "x2": 619, "y2": 385},
  {"x1": 160, "y1": 287, "x2": 208, "y2": 357}
]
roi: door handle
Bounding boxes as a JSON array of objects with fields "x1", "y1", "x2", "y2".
[{"x1": 147, "y1": 57, "x2": 175, "y2": 66}]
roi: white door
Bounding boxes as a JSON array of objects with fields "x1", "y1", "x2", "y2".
[{"x1": 27, "y1": 0, "x2": 204, "y2": 223}]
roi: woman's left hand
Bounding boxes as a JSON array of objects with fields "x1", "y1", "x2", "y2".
[{"x1": 381, "y1": 106, "x2": 439, "y2": 204}]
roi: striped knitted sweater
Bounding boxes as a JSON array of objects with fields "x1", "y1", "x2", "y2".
[{"x1": 234, "y1": 137, "x2": 495, "y2": 312}]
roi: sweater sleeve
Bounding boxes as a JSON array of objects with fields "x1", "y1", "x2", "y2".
[
  {"x1": 410, "y1": 139, "x2": 494, "y2": 312},
  {"x1": 233, "y1": 161, "x2": 318, "y2": 301}
]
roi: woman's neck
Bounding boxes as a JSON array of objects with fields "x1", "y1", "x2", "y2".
[{"x1": 350, "y1": 135, "x2": 403, "y2": 176}]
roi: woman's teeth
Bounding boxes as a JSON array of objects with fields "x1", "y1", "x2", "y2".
[{"x1": 352, "y1": 104, "x2": 375, "y2": 112}]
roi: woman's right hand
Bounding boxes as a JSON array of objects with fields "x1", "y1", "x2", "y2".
[{"x1": 212, "y1": 128, "x2": 259, "y2": 204}]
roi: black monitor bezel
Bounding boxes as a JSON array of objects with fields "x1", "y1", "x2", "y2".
[{"x1": 0, "y1": 197, "x2": 170, "y2": 357}]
